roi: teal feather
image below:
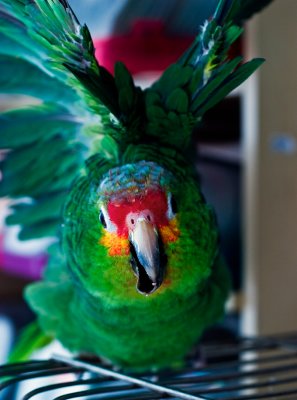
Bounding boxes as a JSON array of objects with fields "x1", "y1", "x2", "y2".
[{"x1": 6, "y1": 192, "x2": 67, "y2": 226}]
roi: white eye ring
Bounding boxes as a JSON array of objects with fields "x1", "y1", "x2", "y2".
[
  {"x1": 99, "y1": 205, "x2": 117, "y2": 232},
  {"x1": 167, "y1": 193, "x2": 177, "y2": 220}
]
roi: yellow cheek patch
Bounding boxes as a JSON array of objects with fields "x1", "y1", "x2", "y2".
[
  {"x1": 100, "y1": 232, "x2": 130, "y2": 256},
  {"x1": 159, "y1": 218, "x2": 180, "y2": 243}
]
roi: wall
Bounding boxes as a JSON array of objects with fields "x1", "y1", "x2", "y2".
[{"x1": 242, "y1": 0, "x2": 297, "y2": 334}]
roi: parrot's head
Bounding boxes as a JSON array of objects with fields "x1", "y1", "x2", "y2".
[
  {"x1": 97, "y1": 162, "x2": 178, "y2": 295},
  {"x1": 63, "y1": 160, "x2": 218, "y2": 302}
]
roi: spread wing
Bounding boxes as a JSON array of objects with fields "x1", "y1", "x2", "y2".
[
  {"x1": 0, "y1": 0, "x2": 142, "y2": 240},
  {"x1": 144, "y1": 0, "x2": 264, "y2": 158}
]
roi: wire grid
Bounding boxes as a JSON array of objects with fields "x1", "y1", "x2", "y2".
[{"x1": 1, "y1": 332, "x2": 297, "y2": 400}]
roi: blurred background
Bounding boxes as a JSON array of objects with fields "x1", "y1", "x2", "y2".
[{"x1": 1, "y1": 0, "x2": 297, "y2": 367}]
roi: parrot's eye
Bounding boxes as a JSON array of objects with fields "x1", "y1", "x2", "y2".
[
  {"x1": 99, "y1": 210, "x2": 107, "y2": 228},
  {"x1": 167, "y1": 193, "x2": 178, "y2": 219},
  {"x1": 98, "y1": 206, "x2": 117, "y2": 232},
  {"x1": 170, "y1": 196, "x2": 178, "y2": 214}
]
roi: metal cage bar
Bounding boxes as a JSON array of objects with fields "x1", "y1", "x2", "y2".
[{"x1": 1, "y1": 333, "x2": 297, "y2": 400}]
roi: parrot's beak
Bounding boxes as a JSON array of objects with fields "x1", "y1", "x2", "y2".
[{"x1": 129, "y1": 218, "x2": 163, "y2": 295}]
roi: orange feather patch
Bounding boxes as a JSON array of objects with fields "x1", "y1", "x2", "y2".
[
  {"x1": 100, "y1": 218, "x2": 179, "y2": 256},
  {"x1": 100, "y1": 232, "x2": 130, "y2": 256},
  {"x1": 159, "y1": 218, "x2": 180, "y2": 243}
]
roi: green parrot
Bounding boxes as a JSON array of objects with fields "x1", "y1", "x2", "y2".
[{"x1": 0, "y1": 0, "x2": 264, "y2": 372}]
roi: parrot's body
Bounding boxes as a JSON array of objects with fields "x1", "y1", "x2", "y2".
[
  {"x1": 0, "y1": 0, "x2": 267, "y2": 371},
  {"x1": 31, "y1": 160, "x2": 229, "y2": 370}
]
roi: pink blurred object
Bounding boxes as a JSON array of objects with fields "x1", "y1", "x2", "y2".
[
  {"x1": 0, "y1": 202, "x2": 49, "y2": 281},
  {"x1": 0, "y1": 247, "x2": 47, "y2": 281},
  {"x1": 94, "y1": 19, "x2": 193, "y2": 76}
]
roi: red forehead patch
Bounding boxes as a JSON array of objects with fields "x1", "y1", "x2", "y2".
[{"x1": 107, "y1": 188, "x2": 169, "y2": 236}]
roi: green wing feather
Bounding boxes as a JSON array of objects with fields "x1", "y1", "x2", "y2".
[
  {"x1": 8, "y1": 321, "x2": 52, "y2": 363},
  {"x1": 144, "y1": 0, "x2": 264, "y2": 152}
]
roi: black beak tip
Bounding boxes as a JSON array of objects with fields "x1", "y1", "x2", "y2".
[
  {"x1": 130, "y1": 243, "x2": 162, "y2": 295},
  {"x1": 137, "y1": 277, "x2": 160, "y2": 295}
]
